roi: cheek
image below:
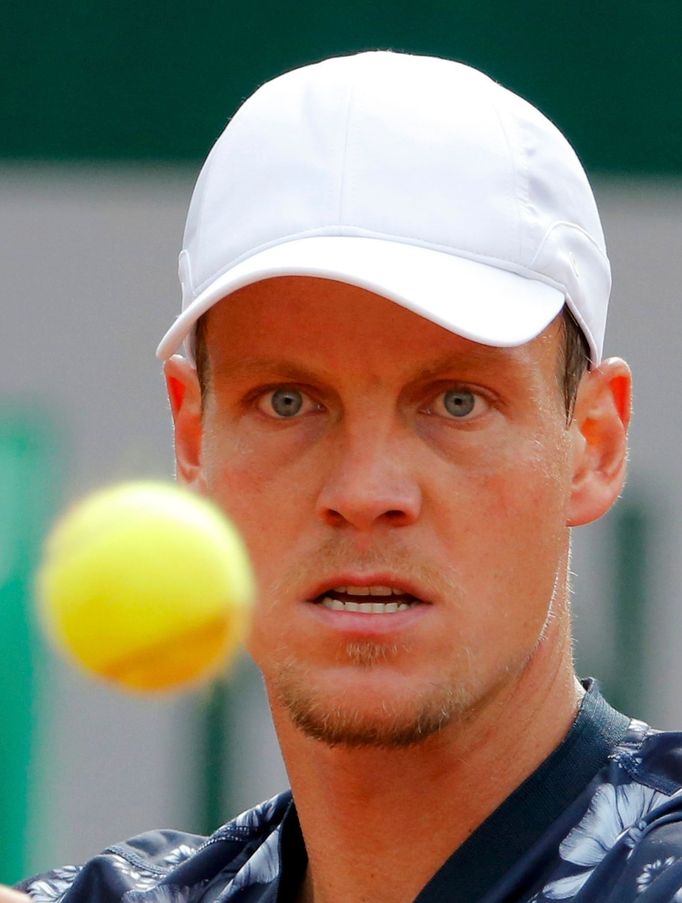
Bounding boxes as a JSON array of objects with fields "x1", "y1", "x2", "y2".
[
  {"x1": 202, "y1": 451, "x2": 302, "y2": 664},
  {"x1": 437, "y1": 431, "x2": 572, "y2": 623},
  {"x1": 200, "y1": 426, "x2": 320, "y2": 576}
]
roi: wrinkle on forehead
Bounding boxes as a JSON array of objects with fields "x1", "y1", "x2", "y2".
[{"x1": 210, "y1": 347, "x2": 534, "y2": 386}]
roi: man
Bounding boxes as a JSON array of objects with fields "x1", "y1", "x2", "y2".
[{"x1": 10, "y1": 50, "x2": 682, "y2": 902}]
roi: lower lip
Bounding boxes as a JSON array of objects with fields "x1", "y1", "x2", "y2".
[{"x1": 305, "y1": 600, "x2": 430, "y2": 636}]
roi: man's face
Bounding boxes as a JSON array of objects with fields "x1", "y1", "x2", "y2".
[{"x1": 185, "y1": 277, "x2": 578, "y2": 747}]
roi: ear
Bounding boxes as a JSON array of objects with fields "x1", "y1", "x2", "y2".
[
  {"x1": 567, "y1": 357, "x2": 632, "y2": 527},
  {"x1": 164, "y1": 355, "x2": 206, "y2": 490}
]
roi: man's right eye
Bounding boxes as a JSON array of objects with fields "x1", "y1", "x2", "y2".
[{"x1": 257, "y1": 387, "x2": 319, "y2": 418}]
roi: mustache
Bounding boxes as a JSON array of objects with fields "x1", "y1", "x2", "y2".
[{"x1": 268, "y1": 536, "x2": 461, "y2": 605}]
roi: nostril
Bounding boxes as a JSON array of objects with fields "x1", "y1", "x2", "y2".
[
  {"x1": 324, "y1": 509, "x2": 350, "y2": 528},
  {"x1": 323, "y1": 507, "x2": 411, "y2": 528}
]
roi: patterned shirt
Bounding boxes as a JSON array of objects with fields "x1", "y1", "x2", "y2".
[{"x1": 18, "y1": 680, "x2": 682, "y2": 902}]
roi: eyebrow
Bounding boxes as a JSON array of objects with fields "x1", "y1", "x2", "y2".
[
  {"x1": 213, "y1": 357, "x2": 332, "y2": 384},
  {"x1": 411, "y1": 346, "x2": 523, "y2": 380}
]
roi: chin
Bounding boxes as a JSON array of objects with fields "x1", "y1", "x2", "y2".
[{"x1": 270, "y1": 656, "x2": 476, "y2": 750}]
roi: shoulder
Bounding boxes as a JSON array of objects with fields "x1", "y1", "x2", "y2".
[{"x1": 17, "y1": 792, "x2": 292, "y2": 903}]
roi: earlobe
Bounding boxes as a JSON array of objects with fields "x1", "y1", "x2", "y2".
[
  {"x1": 567, "y1": 357, "x2": 632, "y2": 527},
  {"x1": 163, "y1": 355, "x2": 205, "y2": 488}
]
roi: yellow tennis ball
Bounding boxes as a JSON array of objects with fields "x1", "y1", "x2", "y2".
[{"x1": 37, "y1": 481, "x2": 254, "y2": 693}]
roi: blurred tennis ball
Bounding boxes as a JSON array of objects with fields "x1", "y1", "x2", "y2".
[{"x1": 36, "y1": 481, "x2": 254, "y2": 692}]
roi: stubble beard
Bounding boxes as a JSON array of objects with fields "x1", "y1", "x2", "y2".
[{"x1": 272, "y1": 640, "x2": 476, "y2": 749}]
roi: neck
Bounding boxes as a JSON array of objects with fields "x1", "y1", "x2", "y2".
[{"x1": 271, "y1": 605, "x2": 582, "y2": 903}]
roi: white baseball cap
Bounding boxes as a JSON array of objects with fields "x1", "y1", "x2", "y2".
[{"x1": 156, "y1": 51, "x2": 610, "y2": 364}]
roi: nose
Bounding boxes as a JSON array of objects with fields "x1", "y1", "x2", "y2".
[{"x1": 316, "y1": 427, "x2": 422, "y2": 531}]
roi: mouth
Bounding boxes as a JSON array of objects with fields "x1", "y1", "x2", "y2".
[{"x1": 311, "y1": 583, "x2": 425, "y2": 614}]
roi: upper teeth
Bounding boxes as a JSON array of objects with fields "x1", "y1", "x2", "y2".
[{"x1": 332, "y1": 585, "x2": 403, "y2": 596}]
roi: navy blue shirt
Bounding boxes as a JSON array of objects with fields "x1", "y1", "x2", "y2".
[{"x1": 18, "y1": 681, "x2": 682, "y2": 902}]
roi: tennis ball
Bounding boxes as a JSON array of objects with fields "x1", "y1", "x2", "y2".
[{"x1": 36, "y1": 481, "x2": 254, "y2": 693}]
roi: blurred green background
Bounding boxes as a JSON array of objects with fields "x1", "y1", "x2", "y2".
[{"x1": 3, "y1": 0, "x2": 681, "y2": 172}]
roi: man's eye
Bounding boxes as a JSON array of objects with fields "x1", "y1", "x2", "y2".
[
  {"x1": 258, "y1": 387, "x2": 315, "y2": 418},
  {"x1": 429, "y1": 388, "x2": 489, "y2": 420},
  {"x1": 444, "y1": 389, "x2": 476, "y2": 418}
]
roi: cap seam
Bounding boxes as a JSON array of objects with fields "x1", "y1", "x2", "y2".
[
  {"x1": 336, "y1": 57, "x2": 360, "y2": 224},
  {"x1": 487, "y1": 83, "x2": 528, "y2": 264},
  {"x1": 530, "y1": 221, "x2": 608, "y2": 365},
  {"x1": 530, "y1": 219, "x2": 610, "y2": 267}
]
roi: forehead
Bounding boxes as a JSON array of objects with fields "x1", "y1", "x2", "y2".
[{"x1": 203, "y1": 275, "x2": 564, "y2": 385}]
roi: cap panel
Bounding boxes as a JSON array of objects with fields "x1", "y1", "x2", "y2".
[
  {"x1": 498, "y1": 87, "x2": 607, "y2": 252},
  {"x1": 182, "y1": 59, "x2": 354, "y2": 300},
  {"x1": 342, "y1": 54, "x2": 520, "y2": 262}
]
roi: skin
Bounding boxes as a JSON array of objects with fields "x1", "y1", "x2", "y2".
[
  {"x1": 0, "y1": 891, "x2": 30, "y2": 903},
  {"x1": 165, "y1": 276, "x2": 631, "y2": 903}
]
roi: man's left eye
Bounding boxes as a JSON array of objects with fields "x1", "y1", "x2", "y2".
[{"x1": 427, "y1": 389, "x2": 489, "y2": 420}]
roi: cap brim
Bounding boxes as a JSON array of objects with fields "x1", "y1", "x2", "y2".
[{"x1": 156, "y1": 236, "x2": 565, "y2": 361}]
